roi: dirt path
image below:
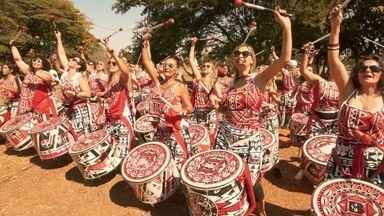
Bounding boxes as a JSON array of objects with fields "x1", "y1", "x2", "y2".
[{"x1": 0, "y1": 133, "x2": 314, "y2": 216}]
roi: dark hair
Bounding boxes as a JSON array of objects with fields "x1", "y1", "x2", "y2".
[
  {"x1": 351, "y1": 54, "x2": 384, "y2": 90},
  {"x1": 31, "y1": 56, "x2": 50, "y2": 71}
]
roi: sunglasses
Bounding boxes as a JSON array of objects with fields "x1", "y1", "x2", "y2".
[
  {"x1": 164, "y1": 63, "x2": 176, "y2": 68},
  {"x1": 108, "y1": 61, "x2": 117, "y2": 66},
  {"x1": 202, "y1": 64, "x2": 211, "y2": 68},
  {"x1": 233, "y1": 50, "x2": 251, "y2": 58},
  {"x1": 32, "y1": 59, "x2": 42, "y2": 63},
  {"x1": 87, "y1": 62, "x2": 94, "y2": 66},
  {"x1": 359, "y1": 65, "x2": 382, "y2": 73},
  {"x1": 69, "y1": 58, "x2": 81, "y2": 64}
]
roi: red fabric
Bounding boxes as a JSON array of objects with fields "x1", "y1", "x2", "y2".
[
  {"x1": 191, "y1": 80, "x2": 212, "y2": 109},
  {"x1": 107, "y1": 86, "x2": 128, "y2": 120},
  {"x1": 31, "y1": 88, "x2": 57, "y2": 116}
]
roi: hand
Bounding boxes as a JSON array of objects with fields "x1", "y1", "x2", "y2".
[
  {"x1": 9, "y1": 39, "x2": 15, "y2": 46},
  {"x1": 65, "y1": 90, "x2": 76, "y2": 97},
  {"x1": 191, "y1": 37, "x2": 198, "y2": 45},
  {"x1": 329, "y1": 5, "x2": 343, "y2": 29},
  {"x1": 274, "y1": 6, "x2": 291, "y2": 29},
  {"x1": 54, "y1": 31, "x2": 61, "y2": 39},
  {"x1": 143, "y1": 32, "x2": 152, "y2": 41},
  {"x1": 302, "y1": 42, "x2": 315, "y2": 55}
]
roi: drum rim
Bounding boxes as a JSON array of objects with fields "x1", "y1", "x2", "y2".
[
  {"x1": 30, "y1": 116, "x2": 63, "y2": 134},
  {"x1": 303, "y1": 135, "x2": 337, "y2": 166},
  {"x1": 121, "y1": 142, "x2": 171, "y2": 183},
  {"x1": 181, "y1": 150, "x2": 243, "y2": 190},
  {"x1": 0, "y1": 113, "x2": 33, "y2": 133},
  {"x1": 68, "y1": 129, "x2": 109, "y2": 154},
  {"x1": 134, "y1": 114, "x2": 162, "y2": 133},
  {"x1": 312, "y1": 178, "x2": 384, "y2": 215}
]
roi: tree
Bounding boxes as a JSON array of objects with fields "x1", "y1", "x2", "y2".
[
  {"x1": 0, "y1": 0, "x2": 102, "y2": 64},
  {"x1": 113, "y1": 0, "x2": 384, "y2": 65}
]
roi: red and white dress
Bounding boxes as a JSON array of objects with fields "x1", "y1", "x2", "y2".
[
  {"x1": 327, "y1": 91, "x2": 384, "y2": 188},
  {"x1": 0, "y1": 77, "x2": 18, "y2": 125},
  {"x1": 89, "y1": 72, "x2": 108, "y2": 130},
  {"x1": 214, "y1": 77, "x2": 265, "y2": 183},
  {"x1": 61, "y1": 72, "x2": 94, "y2": 136},
  {"x1": 151, "y1": 83, "x2": 191, "y2": 170},
  {"x1": 17, "y1": 73, "x2": 57, "y2": 119},
  {"x1": 279, "y1": 69, "x2": 297, "y2": 128},
  {"x1": 191, "y1": 80, "x2": 213, "y2": 124},
  {"x1": 104, "y1": 83, "x2": 134, "y2": 159},
  {"x1": 307, "y1": 80, "x2": 339, "y2": 136},
  {"x1": 294, "y1": 81, "x2": 314, "y2": 114}
]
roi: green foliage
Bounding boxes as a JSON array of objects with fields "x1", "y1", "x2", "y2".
[
  {"x1": 0, "y1": 0, "x2": 101, "y2": 64},
  {"x1": 113, "y1": 0, "x2": 384, "y2": 65}
]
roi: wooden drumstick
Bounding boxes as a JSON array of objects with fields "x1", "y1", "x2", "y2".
[
  {"x1": 311, "y1": 33, "x2": 330, "y2": 45},
  {"x1": 363, "y1": 37, "x2": 384, "y2": 48},
  {"x1": 234, "y1": 0, "x2": 293, "y2": 17}
]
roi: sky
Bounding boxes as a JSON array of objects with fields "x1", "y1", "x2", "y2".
[{"x1": 72, "y1": 0, "x2": 143, "y2": 51}]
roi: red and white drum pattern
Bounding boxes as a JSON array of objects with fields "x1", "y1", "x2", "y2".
[
  {"x1": 122, "y1": 142, "x2": 180, "y2": 204},
  {"x1": 303, "y1": 135, "x2": 337, "y2": 185},
  {"x1": 312, "y1": 178, "x2": 384, "y2": 216}
]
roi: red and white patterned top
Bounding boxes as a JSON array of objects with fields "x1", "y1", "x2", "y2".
[
  {"x1": 221, "y1": 77, "x2": 264, "y2": 130},
  {"x1": 313, "y1": 80, "x2": 339, "y2": 112},
  {"x1": 89, "y1": 72, "x2": 108, "y2": 96},
  {"x1": 61, "y1": 72, "x2": 83, "y2": 104},
  {"x1": 295, "y1": 81, "x2": 314, "y2": 113},
  {"x1": 17, "y1": 73, "x2": 53, "y2": 114},
  {"x1": 282, "y1": 69, "x2": 297, "y2": 92},
  {"x1": 0, "y1": 78, "x2": 18, "y2": 102},
  {"x1": 191, "y1": 80, "x2": 212, "y2": 109}
]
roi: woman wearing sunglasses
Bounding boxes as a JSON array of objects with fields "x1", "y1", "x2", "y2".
[
  {"x1": 141, "y1": 33, "x2": 193, "y2": 170},
  {"x1": 188, "y1": 37, "x2": 216, "y2": 124},
  {"x1": 326, "y1": 5, "x2": 384, "y2": 188},
  {"x1": 55, "y1": 31, "x2": 92, "y2": 136},
  {"x1": 213, "y1": 8, "x2": 292, "y2": 215},
  {"x1": 10, "y1": 40, "x2": 58, "y2": 118}
]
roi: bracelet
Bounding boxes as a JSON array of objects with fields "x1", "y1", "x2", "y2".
[
  {"x1": 328, "y1": 43, "x2": 339, "y2": 47},
  {"x1": 327, "y1": 47, "x2": 340, "y2": 51}
]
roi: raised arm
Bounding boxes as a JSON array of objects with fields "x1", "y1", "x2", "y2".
[
  {"x1": 300, "y1": 43, "x2": 323, "y2": 83},
  {"x1": 256, "y1": 8, "x2": 292, "y2": 89},
  {"x1": 54, "y1": 31, "x2": 69, "y2": 71},
  {"x1": 189, "y1": 37, "x2": 202, "y2": 81},
  {"x1": 327, "y1": 5, "x2": 351, "y2": 98},
  {"x1": 10, "y1": 43, "x2": 30, "y2": 74},
  {"x1": 141, "y1": 34, "x2": 160, "y2": 86}
]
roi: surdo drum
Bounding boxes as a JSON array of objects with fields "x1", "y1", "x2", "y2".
[
  {"x1": 136, "y1": 100, "x2": 150, "y2": 116},
  {"x1": 290, "y1": 113, "x2": 309, "y2": 147},
  {"x1": 303, "y1": 135, "x2": 336, "y2": 185},
  {"x1": 31, "y1": 117, "x2": 75, "y2": 160},
  {"x1": 134, "y1": 114, "x2": 161, "y2": 143},
  {"x1": 0, "y1": 113, "x2": 36, "y2": 151},
  {"x1": 181, "y1": 150, "x2": 256, "y2": 216},
  {"x1": 188, "y1": 124, "x2": 211, "y2": 155},
  {"x1": 312, "y1": 178, "x2": 384, "y2": 216},
  {"x1": 121, "y1": 142, "x2": 180, "y2": 204},
  {"x1": 69, "y1": 129, "x2": 121, "y2": 180}
]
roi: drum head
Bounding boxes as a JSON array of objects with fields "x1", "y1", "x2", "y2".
[
  {"x1": 303, "y1": 135, "x2": 336, "y2": 166},
  {"x1": 292, "y1": 113, "x2": 308, "y2": 124},
  {"x1": 181, "y1": 150, "x2": 243, "y2": 189},
  {"x1": 134, "y1": 115, "x2": 160, "y2": 133},
  {"x1": 189, "y1": 124, "x2": 207, "y2": 145},
  {"x1": 259, "y1": 128, "x2": 275, "y2": 147},
  {"x1": 30, "y1": 117, "x2": 62, "y2": 134},
  {"x1": 312, "y1": 178, "x2": 384, "y2": 216},
  {"x1": 122, "y1": 142, "x2": 171, "y2": 183},
  {"x1": 0, "y1": 113, "x2": 33, "y2": 133},
  {"x1": 69, "y1": 129, "x2": 108, "y2": 153}
]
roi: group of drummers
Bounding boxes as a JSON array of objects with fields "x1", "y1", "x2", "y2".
[{"x1": 0, "y1": 5, "x2": 383, "y2": 216}]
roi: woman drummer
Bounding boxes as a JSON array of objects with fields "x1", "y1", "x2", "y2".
[
  {"x1": 326, "y1": 5, "x2": 384, "y2": 187},
  {"x1": 94, "y1": 42, "x2": 134, "y2": 160},
  {"x1": 300, "y1": 43, "x2": 340, "y2": 137},
  {"x1": 141, "y1": 33, "x2": 193, "y2": 170},
  {"x1": 0, "y1": 63, "x2": 19, "y2": 125},
  {"x1": 213, "y1": 8, "x2": 292, "y2": 215},
  {"x1": 55, "y1": 31, "x2": 92, "y2": 136},
  {"x1": 188, "y1": 37, "x2": 215, "y2": 124},
  {"x1": 10, "y1": 40, "x2": 58, "y2": 119}
]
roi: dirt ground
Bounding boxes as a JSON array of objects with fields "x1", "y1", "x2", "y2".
[{"x1": 0, "y1": 130, "x2": 314, "y2": 216}]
